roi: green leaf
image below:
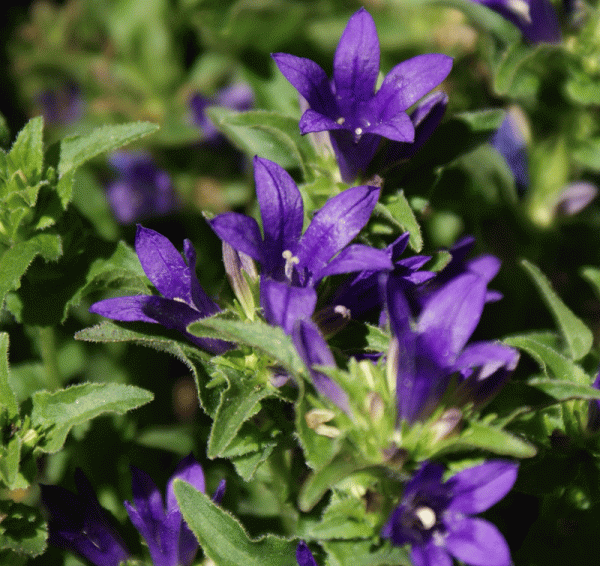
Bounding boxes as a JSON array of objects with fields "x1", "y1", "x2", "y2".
[
  {"x1": 527, "y1": 378, "x2": 600, "y2": 401},
  {"x1": 31, "y1": 382, "x2": 154, "y2": 453},
  {"x1": 75, "y1": 321, "x2": 224, "y2": 416},
  {"x1": 572, "y1": 138, "x2": 600, "y2": 171},
  {"x1": 188, "y1": 317, "x2": 306, "y2": 379},
  {"x1": 0, "y1": 333, "x2": 18, "y2": 418},
  {"x1": 565, "y1": 70, "x2": 600, "y2": 106},
  {"x1": 0, "y1": 233, "x2": 62, "y2": 308},
  {"x1": 303, "y1": 494, "x2": 374, "y2": 540},
  {"x1": 377, "y1": 191, "x2": 422, "y2": 252},
  {"x1": 205, "y1": 108, "x2": 314, "y2": 175},
  {"x1": 7, "y1": 117, "x2": 44, "y2": 185},
  {"x1": 504, "y1": 333, "x2": 588, "y2": 385},
  {"x1": 0, "y1": 500, "x2": 47, "y2": 556},
  {"x1": 58, "y1": 122, "x2": 159, "y2": 178},
  {"x1": 454, "y1": 420, "x2": 537, "y2": 458},
  {"x1": 0, "y1": 436, "x2": 21, "y2": 490},
  {"x1": 230, "y1": 443, "x2": 277, "y2": 482},
  {"x1": 581, "y1": 266, "x2": 600, "y2": 300},
  {"x1": 174, "y1": 479, "x2": 297, "y2": 566},
  {"x1": 323, "y1": 539, "x2": 411, "y2": 566},
  {"x1": 207, "y1": 365, "x2": 279, "y2": 458},
  {"x1": 521, "y1": 260, "x2": 593, "y2": 360}
]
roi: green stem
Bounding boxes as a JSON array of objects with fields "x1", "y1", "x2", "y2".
[{"x1": 38, "y1": 326, "x2": 61, "y2": 391}]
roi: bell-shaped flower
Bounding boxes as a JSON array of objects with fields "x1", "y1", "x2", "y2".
[
  {"x1": 381, "y1": 460, "x2": 518, "y2": 566},
  {"x1": 125, "y1": 454, "x2": 210, "y2": 566},
  {"x1": 90, "y1": 225, "x2": 230, "y2": 354},
  {"x1": 209, "y1": 156, "x2": 392, "y2": 332},
  {"x1": 272, "y1": 8, "x2": 452, "y2": 181},
  {"x1": 388, "y1": 269, "x2": 519, "y2": 424},
  {"x1": 106, "y1": 152, "x2": 179, "y2": 224},
  {"x1": 471, "y1": 0, "x2": 561, "y2": 43},
  {"x1": 40, "y1": 469, "x2": 130, "y2": 566}
]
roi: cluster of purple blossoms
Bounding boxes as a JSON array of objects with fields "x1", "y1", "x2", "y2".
[{"x1": 41, "y1": 454, "x2": 223, "y2": 566}]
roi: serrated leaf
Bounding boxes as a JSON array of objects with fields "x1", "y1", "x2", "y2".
[
  {"x1": 31, "y1": 383, "x2": 153, "y2": 453},
  {"x1": 7, "y1": 117, "x2": 44, "y2": 185},
  {"x1": 527, "y1": 378, "x2": 600, "y2": 401},
  {"x1": 521, "y1": 260, "x2": 593, "y2": 360},
  {"x1": 208, "y1": 365, "x2": 279, "y2": 458},
  {"x1": 206, "y1": 108, "x2": 312, "y2": 175},
  {"x1": 0, "y1": 333, "x2": 18, "y2": 418},
  {"x1": 188, "y1": 317, "x2": 306, "y2": 379},
  {"x1": 0, "y1": 500, "x2": 47, "y2": 557},
  {"x1": 504, "y1": 333, "x2": 588, "y2": 385},
  {"x1": 75, "y1": 321, "x2": 224, "y2": 416},
  {"x1": 454, "y1": 420, "x2": 536, "y2": 458},
  {"x1": 0, "y1": 233, "x2": 62, "y2": 308},
  {"x1": 377, "y1": 191, "x2": 422, "y2": 252},
  {"x1": 323, "y1": 539, "x2": 411, "y2": 566},
  {"x1": 231, "y1": 443, "x2": 277, "y2": 481},
  {"x1": 58, "y1": 122, "x2": 159, "y2": 178},
  {"x1": 174, "y1": 479, "x2": 297, "y2": 566}
]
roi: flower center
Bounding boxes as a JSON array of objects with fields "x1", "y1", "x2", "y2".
[
  {"x1": 506, "y1": 0, "x2": 532, "y2": 23},
  {"x1": 337, "y1": 116, "x2": 346, "y2": 125},
  {"x1": 282, "y1": 250, "x2": 300, "y2": 281},
  {"x1": 414, "y1": 506, "x2": 437, "y2": 531}
]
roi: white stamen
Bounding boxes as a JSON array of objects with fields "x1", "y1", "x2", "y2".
[
  {"x1": 337, "y1": 116, "x2": 346, "y2": 125},
  {"x1": 414, "y1": 506, "x2": 437, "y2": 530},
  {"x1": 282, "y1": 249, "x2": 300, "y2": 281},
  {"x1": 355, "y1": 127, "x2": 363, "y2": 136},
  {"x1": 507, "y1": 0, "x2": 532, "y2": 23}
]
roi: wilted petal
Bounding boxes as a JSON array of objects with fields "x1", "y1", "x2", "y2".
[
  {"x1": 333, "y1": 8, "x2": 380, "y2": 103},
  {"x1": 319, "y1": 244, "x2": 393, "y2": 280},
  {"x1": 296, "y1": 541, "x2": 319, "y2": 566},
  {"x1": 135, "y1": 225, "x2": 193, "y2": 303},
  {"x1": 209, "y1": 212, "x2": 264, "y2": 264},
  {"x1": 261, "y1": 278, "x2": 317, "y2": 335},
  {"x1": 447, "y1": 460, "x2": 519, "y2": 514},
  {"x1": 296, "y1": 185, "x2": 380, "y2": 282},
  {"x1": 445, "y1": 517, "x2": 511, "y2": 566},
  {"x1": 292, "y1": 319, "x2": 351, "y2": 413},
  {"x1": 373, "y1": 54, "x2": 453, "y2": 117},
  {"x1": 271, "y1": 53, "x2": 337, "y2": 117},
  {"x1": 254, "y1": 157, "x2": 304, "y2": 256}
]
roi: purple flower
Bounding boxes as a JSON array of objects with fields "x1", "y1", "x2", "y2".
[
  {"x1": 587, "y1": 370, "x2": 600, "y2": 432},
  {"x1": 190, "y1": 83, "x2": 254, "y2": 142},
  {"x1": 106, "y1": 152, "x2": 179, "y2": 224},
  {"x1": 471, "y1": 0, "x2": 561, "y2": 43},
  {"x1": 40, "y1": 469, "x2": 130, "y2": 566},
  {"x1": 272, "y1": 8, "x2": 452, "y2": 181},
  {"x1": 388, "y1": 269, "x2": 519, "y2": 424},
  {"x1": 125, "y1": 454, "x2": 207, "y2": 566},
  {"x1": 296, "y1": 541, "x2": 318, "y2": 566},
  {"x1": 490, "y1": 112, "x2": 529, "y2": 195},
  {"x1": 209, "y1": 156, "x2": 392, "y2": 333},
  {"x1": 553, "y1": 181, "x2": 598, "y2": 216},
  {"x1": 381, "y1": 460, "x2": 518, "y2": 566},
  {"x1": 90, "y1": 225, "x2": 230, "y2": 354},
  {"x1": 38, "y1": 82, "x2": 83, "y2": 125}
]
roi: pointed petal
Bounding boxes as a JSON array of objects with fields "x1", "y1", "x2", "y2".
[
  {"x1": 417, "y1": 273, "x2": 487, "y2": 365},
  {"x1": 89, "y1": 295, "x2": 160, "y2": 324},
  {"x1": 260, "y1": 278, "x2": 317, "y2": 335},
  {"x1": 373, "y1": 54, "x2": 453, "y2": 116},
  {"x1": 299, "y1": 109, "x2": 346, "y2": 134},
  {"x1": 296, "y1": 541, "x2": 319, "y2": 566},
  {"x1": 363, "y1": 111, "x2": 415, "y2": 142},
  {"x1": 254, "y1": 157, "x2": 304, "y2": 256},
  {"x1": 135, "y1": 225, "x2": 193, "y2": 302},
  {"x1": 166, "y1": 454, "x2": 205, "y2": 515},
  {"x1": 467, "y1": 254, "x2": 501, "y2": 283},
  {"x1": 271, "y1": 53, "x2": 337, "y2": 116},
  {"x1": 319, "y1": 244, "x2": 392, "y2": 281},
  {"x1": 183, "y1": 239, "x2": 221, "y2": 316},
  {"x1": 333, "y1": 8, "x2": 380, "y2": 102},
  {"x1": 447, "y1": 460, "x2": 519, "y2": 514},
  {"x1": 445, "y1": 517, "x2": 512, "y2": 566},
  {"x1": 129, "y1": 466, "x2": 166, "y2": 524},
  {"x1": 411, "y1": 542, "x2": 453, "y2": 566},
  {"x1": 209, "y1": 212, "x2": 264, "y2": 264},
  {"x1": 296, "y1": 185, "x2": 380, "y2": 282},
  {"x1": 292, "y1": 318, "x2": 351, "y2": 414},
  {"x1": 212, "y1": 479, "x2": 226, "y2": 504}
]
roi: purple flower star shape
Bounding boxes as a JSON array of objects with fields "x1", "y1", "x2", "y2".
[
  {"x1": 381, "y1": 460, "x2": 518, "y2": 566},
  {"x1": 125, "y1": 454, "x2": 218, "y2": 566},
  {"x1": 209, "y1": 156, "x2": 392, "y2": 333},
  {"x1": 40, "y1": 469, "x2": 130, "y2": 566},
  {"x1": 90, "y1": 225, "x2": 230, "y2": 354},
  {"x1": 272, "y1": 8, "x2": 453, "y2": 181}
]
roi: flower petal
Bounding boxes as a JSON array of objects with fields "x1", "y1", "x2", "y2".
[
  {"x1": 135, "y1": 225, "x2": 193, "y2": 303},
  {"x1": 296, "y1": 541, "x2": 319, "y2": 566},
  {"x1": 166, "y1": 454, "x2": 205, "y2": 515},
  {"x1": 299, "y1": 109, "x2": 347, "y2": 134},
  {"x1": 271, "y1": 53, "x2": 337, "y2": 117},
  {"x1": 209, "y1": 212, "x2": 264, "y2": 264},
  {"x1": 363, "y1": 111, "x2": 415, "y2": 142},
  {"x1": 89, "y1": 295, "x2": 161, "y2": 324},
  {"x1": 445, "y1": 517, "x2": 512, "y2": 566},
  {"x1": 411, "y1": 542, "x2": 453, "y2": 566},
  {"x1": 329, "y1": 130, "x2": 382, "y2": 182},
  {"x1": 333, "y1": 8, "x2": 380, "y2": 103},
  {"x1": 373, "y1": 54, "x2": 453, "y2": 116},
  {"x1": 319, "y1": 244, "x2": 393, "y2": 281},
  {"x1": 446, "y1": 460, "x2": 519, "y2": 515},
  {"x1": 183, "y1": 239, "x2": 221, "y2": 316},
  {"x1": 254, "y1": 157, "x2": 304, "y2": 259},
  {"x1": 296, "y1": 185, "x2": 380, "y2": 283},
  {"x1": 260, "y1": 278, "x2": 317, "y2": 335}
]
